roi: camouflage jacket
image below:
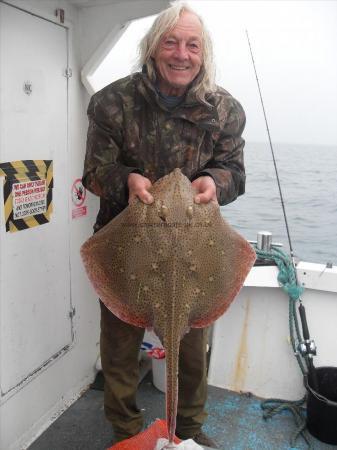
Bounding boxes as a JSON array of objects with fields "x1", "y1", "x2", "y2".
[{"x1": 83, "y1": 72, "x2": 246, "y2": 231}]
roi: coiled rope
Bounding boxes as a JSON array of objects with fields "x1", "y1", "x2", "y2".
[{"x1": 254, "y1": 246, "x2": 313, "y2": 448}]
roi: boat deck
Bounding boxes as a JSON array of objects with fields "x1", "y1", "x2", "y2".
[{"x1": 28, "y1": 369, "x2": 336, "y2": 450}]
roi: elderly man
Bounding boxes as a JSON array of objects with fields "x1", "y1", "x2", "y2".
[{"x1": 83, "y1": 3, "x2": 246, "y2": 447}]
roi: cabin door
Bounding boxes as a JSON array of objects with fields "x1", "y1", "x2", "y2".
[{"x1": 0, "y1": 3, "x2": 72, "y2": 399}]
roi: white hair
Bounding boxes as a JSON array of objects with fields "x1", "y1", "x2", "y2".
[{"x1": 136, "y1": 2, "x2": 216, "y2": 102}]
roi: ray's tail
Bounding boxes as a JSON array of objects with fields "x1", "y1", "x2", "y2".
[{"x1": 164, "y1": 332, "x2": 180, "y2": 444}]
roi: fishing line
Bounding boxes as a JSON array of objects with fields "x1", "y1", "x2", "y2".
[{"x1": 245, "y1": 30, "x2": 297, "y2": 268}]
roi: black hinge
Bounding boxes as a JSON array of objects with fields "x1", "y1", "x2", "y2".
[
  {"x1": 69, "y1": 307, "x2": 76, "y2": 319},
  {"x1": 55, "y1": 8, "x2": 65, "y2": 24},
  {"x1": 64, "y1": 68, "x2": 73, "y2": 79}
]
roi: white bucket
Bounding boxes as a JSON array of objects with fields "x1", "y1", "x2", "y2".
[
  {"x1": 143, "y1": 329, "x2": 163, "y2": 348},
  {"x1": 152, "y1": 358, "x2": 166, "y2": 393}
]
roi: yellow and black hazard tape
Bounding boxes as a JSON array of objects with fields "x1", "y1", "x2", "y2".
[{"x1": 0, "y1": 160, "x2": 53, "y2": 232}]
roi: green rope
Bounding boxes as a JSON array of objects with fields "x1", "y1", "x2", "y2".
[
  {"x1": 254, "y1": 246, "x2": 312, "y2": 448},
  {"x1": 255, "y1": 247, "x2": 307, "y2": 373},
  {"x1": 261, "y1": 396, "x2": 312, "y2": 448}
]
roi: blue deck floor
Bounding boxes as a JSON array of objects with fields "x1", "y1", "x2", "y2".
[{"x1": 28, "y1": 371, "x2": 336, "y2": 450}]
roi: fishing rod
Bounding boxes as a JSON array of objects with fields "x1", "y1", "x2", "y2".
[{"x1": 245, "y1": 30, "x2": 319, "y2": 391}]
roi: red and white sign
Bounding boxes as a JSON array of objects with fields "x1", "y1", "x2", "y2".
[
  {"x1": 72, "y1": 205, "x2": 87, "y2": 220},
  {"x1": 71, "y1": 178, "x2": 86, "y2": 207},
  {"x1": 71, "y1": 178, "x2": 87, "y2": 219},
  {"x1": 12, "y1": 179, "x2": 47, "y2": 220}
]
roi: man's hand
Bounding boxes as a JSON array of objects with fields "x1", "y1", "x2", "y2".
[
  {"x1": 127, "y1": 173, "x2": 154, "y2": 204},
  {"x1": 192, "y1": 176, "x2": 217, "y2": 204}
]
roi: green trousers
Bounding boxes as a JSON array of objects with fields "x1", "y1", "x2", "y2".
[{"x1": 100, "y1": 301, "x2": 208, "y2": 441}]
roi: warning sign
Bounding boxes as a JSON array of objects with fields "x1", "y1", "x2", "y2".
[
  {"x1": 71, "y1": 178, "x2": 87, "y2": 220},
  {"x1": 72, "y1": 205, "x2": 87, "y2": 220},
  {"x1": 0, "y1": 160, "x2": 53, "y2": 232},
  {"x1": 13, "y1": 179, "x2": 47, "y2": 219},
  {"x1": 72, "y1": 179, "x2": 86, "y2": 207}
]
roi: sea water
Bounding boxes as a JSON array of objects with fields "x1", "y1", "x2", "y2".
[{"x1": 221, "y1": 143, "x2": 336, "y2": 265}]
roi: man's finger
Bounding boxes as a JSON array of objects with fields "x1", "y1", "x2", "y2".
[
  {"x1": 127, "y1": 173, "x2": 153, "y2": 205},
  {"x1": 128, "y1": 191, "x2": 154, "y2": 205},
  {"x1": 140, "y1": 191, "x2": 154, "y2": 204},
  {"x1": 194, "y1": 192, "x2": 211, "y2": 204},
  {"x1": 194, "y1": 187, "x2": 217, "y2": 204},
  {"x1": 128, "y1": 192, "x2": 137, "y2": 204},
  {"x1": 131, "y1": 189, "x2": 154, "y2": 205}
]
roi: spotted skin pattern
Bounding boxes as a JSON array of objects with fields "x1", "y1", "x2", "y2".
[{"x1": 81, "y1": 169, "x2": 256, "y2": 446}]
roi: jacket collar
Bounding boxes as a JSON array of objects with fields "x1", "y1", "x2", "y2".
[{"x1": 135, "y1": 71, "x2": 220, "y2": 132}]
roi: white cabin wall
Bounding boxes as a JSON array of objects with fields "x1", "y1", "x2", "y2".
[{"x1": 1, "y1": 2, "x2": 95, "y2": 449}]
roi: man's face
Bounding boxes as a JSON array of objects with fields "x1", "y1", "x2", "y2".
[{"x1": 153, "y1": 11, "x2": 203, "y2": 96}]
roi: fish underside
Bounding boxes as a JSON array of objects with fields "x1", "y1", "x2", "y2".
[{"x1": 81, "y1": 169, "x2": 256, "y2": 447}]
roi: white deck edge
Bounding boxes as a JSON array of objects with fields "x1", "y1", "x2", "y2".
[{"x1": 245, "y1": 262, "x2": 337, "y2": 293}]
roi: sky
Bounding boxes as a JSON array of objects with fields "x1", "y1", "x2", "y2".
[{"x1": 92, "y1": 1, "x2": 337, "y2": 146}]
